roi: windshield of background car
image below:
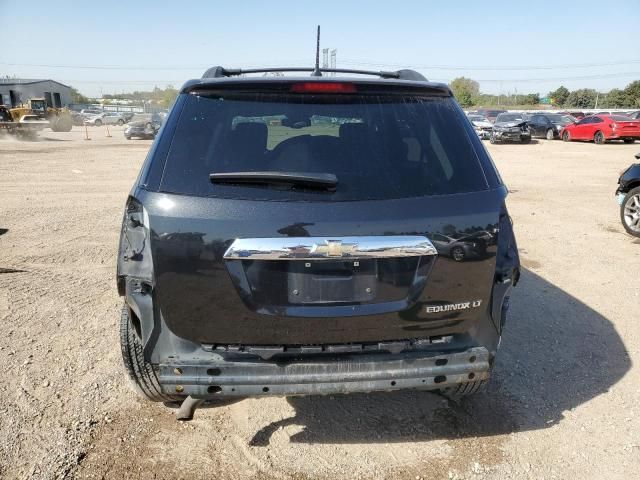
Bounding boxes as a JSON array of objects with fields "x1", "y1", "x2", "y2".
[
  {"x1": 547, "y1": 114, "x2": 571, "y2": 124},
  {"x1": 495, "y1": 113, "x2": 522, "y2": 122},
  {"x1": 611, "y1": 115, "x2": 634, "y2": 121},
  {"x1": 160, "y1": 91, "x2": 489, "y2": 201}
]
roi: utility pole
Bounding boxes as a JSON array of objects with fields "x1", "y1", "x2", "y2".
[{"x1": 330, "y1": 49, "x2": 337, "y2": 76}]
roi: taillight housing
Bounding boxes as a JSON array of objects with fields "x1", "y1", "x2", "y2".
[{"x1": 290, "y1": 82, "x2": 357, "y2": 94}]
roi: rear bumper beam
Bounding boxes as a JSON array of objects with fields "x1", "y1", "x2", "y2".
[{"x1": 158, "y1": 346, "x2": 490, "y2": 398}]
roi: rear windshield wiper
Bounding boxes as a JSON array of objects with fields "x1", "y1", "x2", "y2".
[{"x1": 210, "y1": 171, "x2": 338, "y2": 191}]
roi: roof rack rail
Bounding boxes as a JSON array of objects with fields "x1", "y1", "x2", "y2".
[{"x1": 201, "y1": 66, "x2": 427, "y2": 82}]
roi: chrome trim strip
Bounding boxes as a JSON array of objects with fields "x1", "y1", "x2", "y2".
[{"x1": 223, "y1": 236, "x2": 437, "y2": 260}]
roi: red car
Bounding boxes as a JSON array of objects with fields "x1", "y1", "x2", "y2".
[
  {"x1": 557, "y1": 110, "x2": 586, "y2": 120},
  {"x1": 560, "y1": 114, "x2": 640, "y2": 144}
]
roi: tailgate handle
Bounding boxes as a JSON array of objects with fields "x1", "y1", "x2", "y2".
[{"x1": 223, "y1": 236, "x2": 437, "y2": 261}]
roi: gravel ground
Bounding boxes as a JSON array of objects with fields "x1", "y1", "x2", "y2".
[{"x1": 0, "y1": 126, "x2": 638, "y2": 479}]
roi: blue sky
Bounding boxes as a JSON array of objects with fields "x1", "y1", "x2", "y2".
[{"x1": 1, "y1": 0, "x2": 639, "y2": 97}]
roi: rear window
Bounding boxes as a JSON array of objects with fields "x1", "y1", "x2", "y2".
[
  {"x1": 160, "y1": 91, "x2": 488, "y2": 201},
  {"x1": 495, "y1": 113, "x2": 523, "y2": 122},
  {"x1": 611, "y1": 115, "x2": 633, "y2": 121}
]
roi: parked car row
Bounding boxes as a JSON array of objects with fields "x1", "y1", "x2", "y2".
[
  {"x1": 69, "y1": 109, "x2": 165, "y2": 128},
  {"x1": 466, "y1": 110, "x2": 640, "y2": 145}
]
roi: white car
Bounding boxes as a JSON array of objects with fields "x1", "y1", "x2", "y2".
[
  {"x1": 467, "y1": 114, "x2": 493, "y2": 140},
  {"x1": 84, "y1": 112, "x2": 125, "y2": 126}
]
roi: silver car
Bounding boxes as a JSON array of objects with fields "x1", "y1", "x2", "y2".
[{"x1": 84, "y1": 112, "x2": 125, "y2": 126}]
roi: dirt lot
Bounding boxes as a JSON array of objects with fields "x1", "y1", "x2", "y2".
[{"x1": 0, "y1": 126, "x2": 638, "y2": 479}]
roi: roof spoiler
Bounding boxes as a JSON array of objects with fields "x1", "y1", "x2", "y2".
[{"x1": 201, "y1": 66, "x2": 427, "y2": 82}]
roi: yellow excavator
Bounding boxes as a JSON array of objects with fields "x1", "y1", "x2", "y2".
[{"x1": 0, "y1": 98, "x2": 73, "y2": 135}]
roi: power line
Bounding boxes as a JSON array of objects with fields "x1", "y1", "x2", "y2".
[
  {"x1": 339, "y1": 58, "x2": 640, "y2": 71},
  {"x1": 0, "y1": 60, "x2": 310, "y2": 71},
  {"x1": 3, "y1": 59, "x2": 640, "y2": 72}
]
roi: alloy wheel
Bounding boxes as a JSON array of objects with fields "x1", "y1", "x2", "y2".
[
  {"x1": 452, "y1": 247, "x2": 465, "y2": 262},
  {"x1": 624, "y1": 194, "x2": 640, "y2": 233},
  {"x1": 594, "y1": 131, "x2": 605, "y2": 144}
]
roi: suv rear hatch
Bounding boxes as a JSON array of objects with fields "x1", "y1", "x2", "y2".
[{"x1": 145, "y1": 80, "x2": 505, "y2": 346}]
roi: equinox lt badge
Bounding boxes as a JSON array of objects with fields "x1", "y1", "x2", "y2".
[{"x1": 426, "y1": 300, "x2": 482, "y2": 314}]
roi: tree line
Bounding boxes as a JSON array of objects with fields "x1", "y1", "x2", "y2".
[{"x1": 449, "y1": 77, "x2": 640, "y2": 109}]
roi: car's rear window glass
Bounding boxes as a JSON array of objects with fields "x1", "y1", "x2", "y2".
[
  {"x1": 160, "y1": 91, "x2": 488, "y2": 201},
  {"x1": 495, "y1": 113, "x2": 523, "y2": 122},
  {"x1": 611, "y1": 115, "x2": 633, "y2": 121}
]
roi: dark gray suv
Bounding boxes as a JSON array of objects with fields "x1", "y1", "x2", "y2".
[{"x1": 117, "y1": 66, "x2": 520, "y2": 418}]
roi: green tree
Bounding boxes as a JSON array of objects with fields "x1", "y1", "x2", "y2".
[
  {"x1": 457, "y1": 90, "x2": 474, "y2": 107},
  {"x1": 604, "y1": 89, "x2": 629, "y2": 108},
  {"x1": 566, "y1": 89, "x2": 598, "y2": 108},
  {"x1": 69, "y1": 86, "x2": 89, "y2": 104},
  {"x1": 549, "y1": 86, "x2": 570, "y2": 106},
  {"x1": 159, "y1": 85, "x2": 179, "y2": 109},
  {"x1": 523, "y1": 93, "x2": 540, "y2": 105},
  {"x1": 624, "y1": 80, "x2": 640, "y2": 107},
  {"x1": 449, "y1": 77, "x2": 480, "y2": 106}
]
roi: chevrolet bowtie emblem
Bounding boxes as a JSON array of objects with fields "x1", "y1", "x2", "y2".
[{"x1": 311, "y1": 240, "x2": 358, "y2": 257}]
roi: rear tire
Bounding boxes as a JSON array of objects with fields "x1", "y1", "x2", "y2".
[
  {"x1": 440, "y1": 379, "x2": 488, "y2": 399},
  {"x1": 623, "y1": 139, "x2": 635, "y2": 144},
  {"x1": 451, "y1": 246, "x2": 465, "y2": 262},
  {"x1": 594, "y1": 131, "x2": 605, "y2": 144},
  {"x1": 95, "y1": 119, "x2": 102, "y2": 127},
  {"x1": 120, "y1": 305, "x2": 181, "y2": 402},
  {"x1": 546, "y1": 128, "x2": 555, "y2": 140},
  {"x1": 117, "y1": 119, "x2": 124, "y2": 126}
]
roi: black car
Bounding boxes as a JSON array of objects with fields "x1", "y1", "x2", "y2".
[
  {"x1": 616, "y1": 152, "x2": 640, "y2": 238},
  {"x1": 124, "y1": 113, "x2": 163, "y2": 139},
  {"x1": 490, "y1": 112, "x2": 531, "y2": 144},
  {"x1": 527, "y1": 113, "x2": 574, "y2": 140},
  {"x1": 116, "y1": 65, "x2": 520, "y2": 418}
]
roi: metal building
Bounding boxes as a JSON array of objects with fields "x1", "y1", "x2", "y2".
[{"x1": 0, "y1": 79, "x2": 72, "y2": 108}]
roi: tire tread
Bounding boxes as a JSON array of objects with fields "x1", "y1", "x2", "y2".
[{"x1": 120, "y1": 305, "x2": 180, "y2": 402}]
